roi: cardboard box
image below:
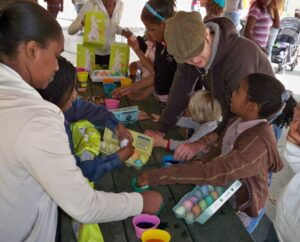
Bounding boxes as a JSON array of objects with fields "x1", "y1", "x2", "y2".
[
  {"x1": 76, "y1": 44, "x2": 95, "y2": 71},
  {"x1": 83, "y1": 11, "x2": 106, "y2": 47},
  {"x1": 109, "y1": 42, "x2": 130, "y2": 75}
]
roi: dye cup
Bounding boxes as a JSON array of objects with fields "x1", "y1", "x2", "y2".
[
  {"x1": 77, "y1": 71, "x2": 89, "y2": 83},
  {"x1": 141, "y1": 229, "x2": 171, "y2": 242},
  {"x1": 120, "y1": 77, "x2": 133, "y2": 87},
  {"x1": 103, "y1": 83, "x2": 117, "y2": 98},
  {"x1": 162, "y1": 155, "x2": 181, "y2": 167},
  {"x1": 131, "y1": 177, "x2": 150, "y2": 193},
  {"x1": 104, "y1": 98, "x2": 120, "y2": 110},
  {"x1": 132, "y1": 214, "x2": 160, "y2": 239}
]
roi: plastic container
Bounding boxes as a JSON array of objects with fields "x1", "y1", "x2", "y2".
[
  {"x1": 162, "y1": 155, "x2": 181, "y2": 167},
  {"x1": 131, "y1": 177, "x2": 150, "y2": 192},
  {"x1": 141, "y1": 229, "x2": 171, "y2": 242},
  {"x1": 104, "y1": 98, "x2": 120, "y2": 110},
  {"x1": 77, "y1": 71, "x2": 88, "y2": 83},
  {"x1": 103, "y1": 83, "x2": 117, "y2": 98},
  {"x1": 120, "y1": 77, "x2": 133, "y2": 87},
  {"x1": 173, "y1": 180, "x2": 242, "y2": 224},
  {"x1": 132, "y1": 214, "x2": 160, "y2": 239}
]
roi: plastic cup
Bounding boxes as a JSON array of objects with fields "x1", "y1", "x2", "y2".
[
  {"x1": 132, "y1": 214, "x2": 160, "y2": 239},
  {"x1": 162, "y1": 155, "x2": 181, "y2": 167},
  {"x1": 131, "y1": 177, "x2": 150, "y2": 192},
  {"x1": 103, "y1": 83, "x2": 117, "y2": 98},
  {"x1": 120, "y1": 77, "x2": 133, "y2": 87},
  {"x1": 77, "y1": 71, "x2": 88, "y2": 83},
  {"x1": 104, "y1": 98, "x2": 120, "y2": 110},
  {"x1": 141, "y1": 229, "x2": 171, "y2": 242}
]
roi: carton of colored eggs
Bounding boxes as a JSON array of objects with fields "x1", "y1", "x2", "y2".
[{"x1": 173, "y1": 180, "x2": 242, "y2": 224}]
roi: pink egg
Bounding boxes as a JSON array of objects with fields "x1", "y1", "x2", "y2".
[
  {"x1": 182, "y1": 199, "x2": 193, "y2": 210},
  {"x1": 191, "y1": 205, "x2": 202, "y2": 217}
]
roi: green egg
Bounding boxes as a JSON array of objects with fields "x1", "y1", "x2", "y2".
[
  {"x1": 198, "y1": 199, "x2": 207, "y2": 211},
  {"x1": 210, "y1": 191, "x2": 219, "y2": 200}
]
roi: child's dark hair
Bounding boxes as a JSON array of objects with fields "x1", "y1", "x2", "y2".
[
  {"x1": 0, "y1": 1, "x2": 61, "y2": 59},
  {"x1": 141, "y1": 0, "x2": 176, "y2": 24},
  {"x1": 37, "y1": 56, "x2": 76, "y2": 109},
  {"x1": 246, "y1": 73, "x2": 295, "y2": 124}
]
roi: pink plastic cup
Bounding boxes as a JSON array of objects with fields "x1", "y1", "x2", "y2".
[
  {"x1": 132, "y1": 214, "x2": 160, "y2": 239},
  {"x1": 104, "y1": 98, "x2": 120, "y2": 110}
]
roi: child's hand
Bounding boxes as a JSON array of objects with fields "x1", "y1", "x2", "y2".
[
  {"x1": 137, "y1": 172, "x2": 149, "y2": 188},
  {"x1": 144, "y1": 129, "x2": 165, "y2": 138},
  {"x1": 153, "y1": 135, "x2": 168, "y2": 148},
  {"x1": 174, "y1": 141, "x2": 206, "y2": 161},
  {"x1": 122, "y1": 28, "x2": 133, "y2": 39},
  {"x1": 112, "y1": 86, "x2": 132, "y2": 99},
  {"x1": 116, "y1": 145, "x2": 134, "y2": 162},
  {"x1": 151, "y1": 114, "x2": 160, "y2": 122},
  {"x1": 141, "y1": 190, "x2": 163, "y2": 215},
  {"x1": 116, "y1": 124, "x2": 133, "y2": 144}
]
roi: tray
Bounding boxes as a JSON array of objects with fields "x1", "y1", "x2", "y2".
[
  {"x1": 173, "y1": 180, "x2": 242, "y2": 224},
  {"x1": 90, "y1": 70, "x2": 125, "y2": 82}
]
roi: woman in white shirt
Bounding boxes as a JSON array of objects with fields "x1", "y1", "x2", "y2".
[{"x1": 0, "y1": 2, "x2": 162, "y2": 241}]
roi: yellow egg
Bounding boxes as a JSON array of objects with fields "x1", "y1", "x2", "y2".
[{"x1": 191, "y1": 204, "x2": 202, "y2": 217}]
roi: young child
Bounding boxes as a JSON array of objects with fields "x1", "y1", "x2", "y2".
[
  {"x1": 200, "y1": 0, "x2": 225, "y2": 21},
  {"x1": 112, "y1": 0, "x2": 177, "y2": 106},
  {"x1": 37, "y1": 56, "x2": 134, "y2": 182},
  {"x1": 44, "y1": 0, "x2": 63, "y2": 19},
  {"x1": 137, "y1": 73, "x2": 287, "y2": 228},
  {"x1": 153, "y1": 90, "x2": 222, "y2": 151}
]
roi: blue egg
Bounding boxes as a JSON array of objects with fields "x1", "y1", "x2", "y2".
[
  {"x1": 200, "y1": 185, "x2": 209, "y2": 197},
  {"x1": 194, "y1": 190, "x2": 203, "y2": 200},
  {"x1": 205, "y1": 195, "x2": 214, "y2": 206}
]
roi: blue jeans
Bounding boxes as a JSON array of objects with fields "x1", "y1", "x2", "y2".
[{"x1": 273, "y1": 124, "x2": 283, "y2": 141}]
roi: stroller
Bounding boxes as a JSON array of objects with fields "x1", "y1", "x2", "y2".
[{"x1": 271, "y1": 17, "x2": 300, "y2": 74}]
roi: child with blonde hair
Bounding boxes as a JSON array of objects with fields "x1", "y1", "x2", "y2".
[{"x1": 153, "y1": 90, "x2": 222, "y2": 151}]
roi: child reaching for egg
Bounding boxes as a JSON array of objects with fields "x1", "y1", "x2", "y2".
[
  {"x1": 153, "y1": 90, "x2": 221, "y2": 153},
  {"x1": 137, "y1": 73, "x2": 287, "y2": 229}
]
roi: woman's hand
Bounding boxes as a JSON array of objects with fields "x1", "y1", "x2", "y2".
[
  {"x1": 128, "y1": 35, "x2": 140, "y2": 52},
  {"x1": 141, "y1": 190, "x2": 163, "y2": 215},
  {"x1": 115, "y1": 123, "x2": 133, "y2": 143},
  {"x1": 112, "y1": 86, "x2": 132, "y2": 99},
  {"x1": 122, "y1": 28, "x2": 133, "y2": 39},
  {"x1": 137, "y1": 172, "x2": 149, "y2": 187}
]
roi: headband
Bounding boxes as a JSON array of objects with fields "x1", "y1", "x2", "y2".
[
  {"x1": 268, "y1": 90, "x2": 293, "y2": 122},
  {"x1": 145, "y1": 3, "x2": 165, "y2": 22}
]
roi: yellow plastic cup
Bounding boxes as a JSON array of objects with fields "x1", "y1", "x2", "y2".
[
  {"x1": 77, "y1": 71, "x2": 89, "y2": 83},
  {"x1": 120, "y1": 77, "x2": 133, "y2": 87},
  {"x1": 141, "y1": 229, "x2": 171, "y2": 242}
]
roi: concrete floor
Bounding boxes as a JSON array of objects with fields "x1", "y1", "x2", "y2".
[{"x1": 37, "y1": 1, "x2": 300, "y2": 241}]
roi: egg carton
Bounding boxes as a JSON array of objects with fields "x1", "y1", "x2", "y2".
[
  {"x1": 173, "y1": 180, "x2": 242, "y2": 224},
  {"x1": 99, "y1": 128, "x2": 153, "y2": 169}
]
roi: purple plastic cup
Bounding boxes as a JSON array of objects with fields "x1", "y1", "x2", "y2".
[{"x1": 132, "y1": 214, "x2": 160, "y2": 239}]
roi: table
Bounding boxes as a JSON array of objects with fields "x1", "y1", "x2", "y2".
[{"x1": 71, "y1": 80, "x2": 254, "y2": 242}]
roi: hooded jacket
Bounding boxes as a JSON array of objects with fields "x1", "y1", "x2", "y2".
[
  {"x1": 145, "y1": 121, "x2": 283, "y2": 217},
  {"x1": 158, "y1": 17, "x2": 274, "y2": 133}
]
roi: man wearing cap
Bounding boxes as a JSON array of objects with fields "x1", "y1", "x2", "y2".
[{"x1": 146, "y1": 11, "x2": 274, "y2": 160}]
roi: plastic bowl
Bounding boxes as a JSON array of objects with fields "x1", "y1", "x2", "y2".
[
  {"x1": 120, "y1": 77, "x2": 133, "y2": 87},
  {"x1": 104, "y1": 98, "x2": 120, "y2": 110},
  {"x1": 141, "y1": 229, "x2": 171, "y2": 242},
  {"x1": 132, "y1": 214, "x2": 160, "y2": 239}
]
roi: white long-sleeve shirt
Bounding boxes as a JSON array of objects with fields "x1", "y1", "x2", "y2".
[
  {"x1": 275, "y1": 141, "x2": 300, "y2": 242},
  {"x1": 0, "y1": 63, "x2": 142, "y2": 242},
  {"x1": 68, "y1": 0, "x2": 124, "y2": 56}
]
